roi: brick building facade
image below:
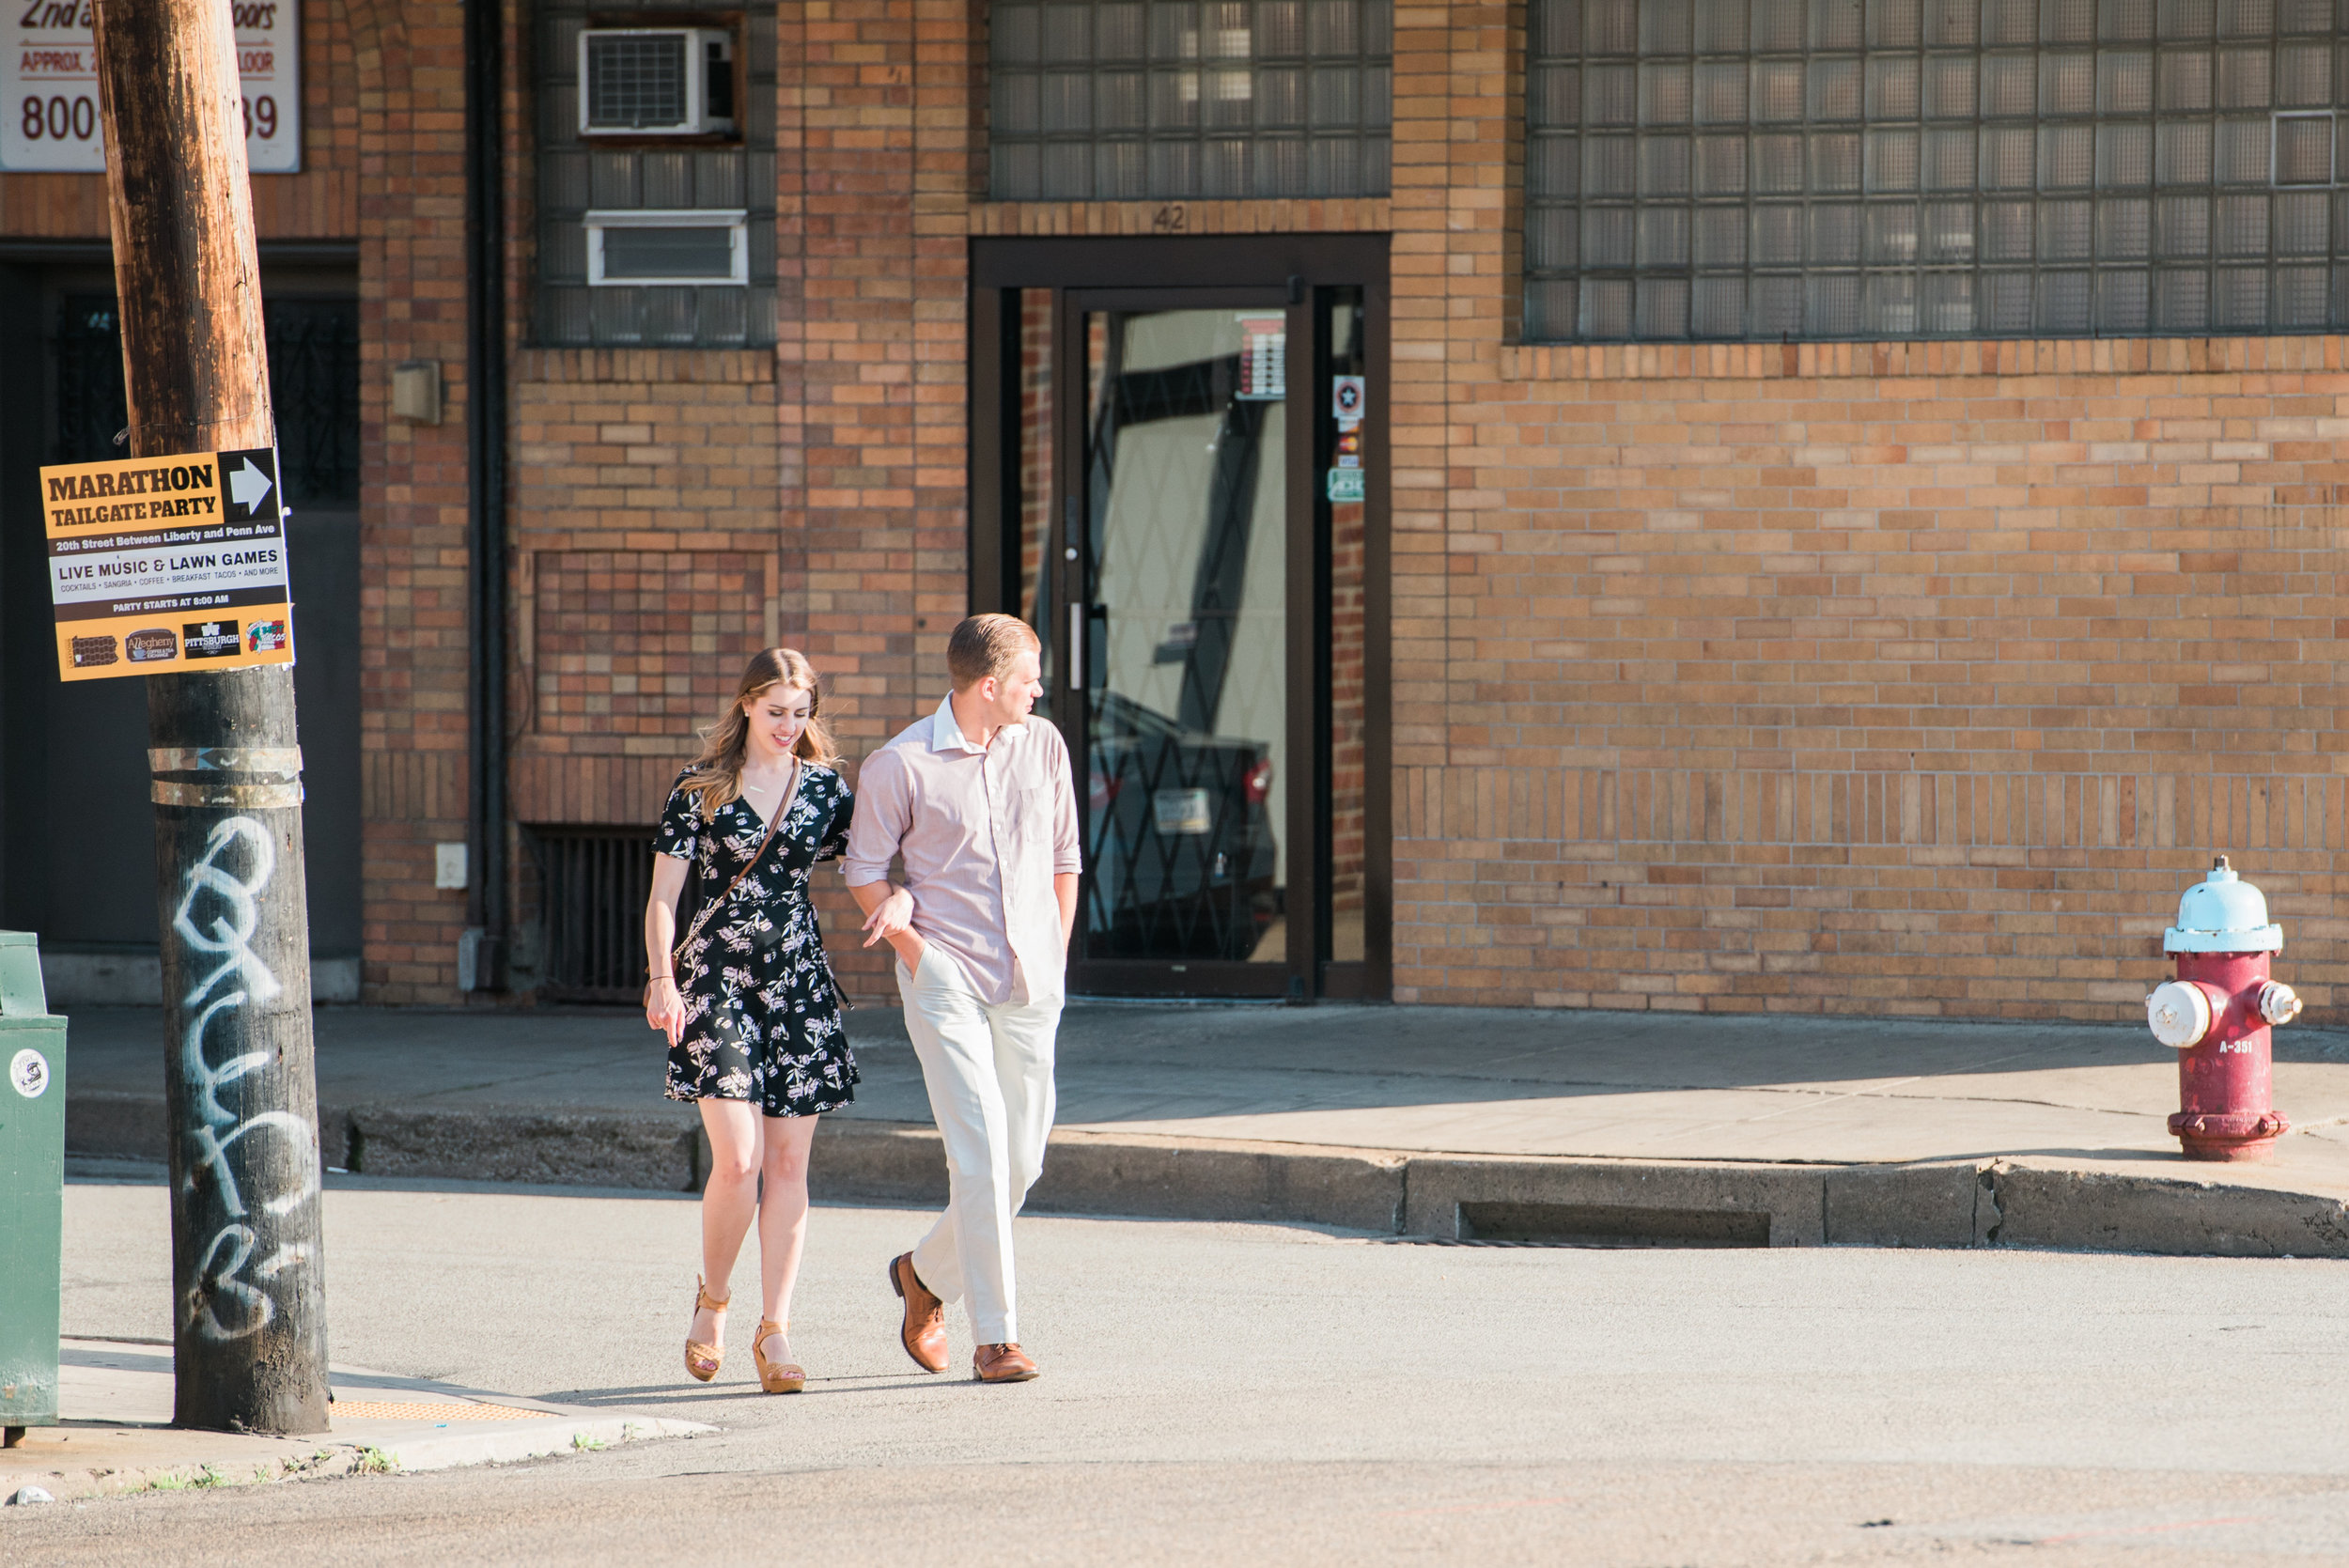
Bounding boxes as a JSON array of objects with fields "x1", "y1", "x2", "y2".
[{"x1": 3, "y1": 0, "x2": 2343, "y2": 1022}]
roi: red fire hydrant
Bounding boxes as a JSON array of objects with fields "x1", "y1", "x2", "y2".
[{"x1": 2144, "y1": 855, "x2": 2300, "y2": 1161}]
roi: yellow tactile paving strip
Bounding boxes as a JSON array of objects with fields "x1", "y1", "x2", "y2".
[{"x1": 329, "y1": 1400, "x2": 552, "y2": 1422}]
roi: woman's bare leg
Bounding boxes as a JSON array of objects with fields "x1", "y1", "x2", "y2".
[
  {"x1": 693, "y1": 1098, "x2": 764, "y2": 1349},
  {"x1": 754, "y1": 1113, "x2": 818, "y2": 1357}
]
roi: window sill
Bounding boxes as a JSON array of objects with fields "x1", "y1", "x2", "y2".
[{"x1": 1500, "y1": 334, "x2": 2349, "y2": 381}]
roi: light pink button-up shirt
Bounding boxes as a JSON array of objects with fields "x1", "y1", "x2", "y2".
[{"x1": 844, "y1": 692, "x2": 1082, "y2": 1005}]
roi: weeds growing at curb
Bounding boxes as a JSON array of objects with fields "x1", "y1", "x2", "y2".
[
  {"x1": 571, "y1": 1434, "x2": 607, "y2": 1452},
  {"x1": 142, "y1": 1465, "x2": 229, "y2": 1493},
  {"x1": 353, "y1": 1447, "x2": 399, "y2": 1475}
]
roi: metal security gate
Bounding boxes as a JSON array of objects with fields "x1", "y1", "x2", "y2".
[
  {"x1": 53, "y1": 294, "x2": 361, "y2": 498},
  {"x1": 529, "y1": 826, "x2": 656, "y2": 1002}
]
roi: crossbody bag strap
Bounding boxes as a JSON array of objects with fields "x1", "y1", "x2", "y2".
[{"x1": 671, "y1": 762, "x2": 793, "y2": 965}]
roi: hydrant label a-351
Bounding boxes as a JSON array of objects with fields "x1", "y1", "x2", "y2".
[{"x1": 37, "y1": 447, "x2": 296, "y2": 683}]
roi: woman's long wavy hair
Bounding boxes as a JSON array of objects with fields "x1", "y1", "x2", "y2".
[{"x1": 677, "y1": 648, "x2": 838, "y2": 819}]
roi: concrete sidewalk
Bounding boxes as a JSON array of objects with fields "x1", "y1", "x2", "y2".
[
  {"x1": 59, "y1": 1001, "x2": 2349, "y2": 1257},
  {"x1": 2, "y1": 1338, "x2": 709, "y2": 1503}
]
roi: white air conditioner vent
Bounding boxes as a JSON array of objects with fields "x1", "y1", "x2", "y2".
[
  {"x1": 585, "y1": 210, "x2": 749, "y2": 287},
  {"x1": 579, "y1": 28, "x2": 735, "y2": 136}
]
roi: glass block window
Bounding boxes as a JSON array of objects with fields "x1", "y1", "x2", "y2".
[
  {"x1": 1525, "y1": 0, "x2": 2349, "y2": 343},
  {"x1": 988, "y1": 0, "x2": 1393, "y2": 200},
  {"x1": 534, "y1": 3, "x2": 777, "y2": 348}
]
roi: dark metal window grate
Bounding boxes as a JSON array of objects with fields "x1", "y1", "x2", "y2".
[
  {"x1": 52, "y1": 295, "x2": 361, "y2": 501},
  {"x1": 1525, "y1": 0, "x2": 2349, "y2": 343},
  {"x1": 530, "y1": 825, "x2": 656, "y2": 1002}
]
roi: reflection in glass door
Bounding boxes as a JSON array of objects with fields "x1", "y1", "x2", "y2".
[
  {"x1": 972, "y1": 240, "x2": 1388, "y2": 999},
  {"x1": 1076, "y1": 307, "x2": 1289, "y2": 967},
  {"x1": 1322, "y1": 287, "x2": 1368, "y2": 970}
]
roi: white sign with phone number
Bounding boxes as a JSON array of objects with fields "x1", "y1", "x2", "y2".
[{"x1": 3, "y1": 0, "x2": 299, "y2": 173}]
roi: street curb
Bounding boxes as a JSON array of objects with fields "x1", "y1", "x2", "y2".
[
  {"x1": 65, "y1": 1092, "x2": 2349, "y2": 1259},
  {"x1": 6, "y1": 1342, "x2": 717, "y2": 1504},
  {"x1": 5, "y1": 1447, "x2": 381, "y2": 1503},
  {"x1": 0, "y1": 1416, "x2": 713, "y2": 1503},
  {"x1": 1984, "y1": 1160, "x2": 2349, "y2": 1257},
  {"x1": 349, "y1": 1106, "x2": 704, "y2": 1191}
]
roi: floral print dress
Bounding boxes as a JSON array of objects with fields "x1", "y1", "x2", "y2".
[{"x1": 655, "y1": 762, "x2": 857, "y2": 1117}]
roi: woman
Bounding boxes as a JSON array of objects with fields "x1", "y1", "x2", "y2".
[{"x1": 645, "y1": 647, "x2": 856, "y2": 1394}]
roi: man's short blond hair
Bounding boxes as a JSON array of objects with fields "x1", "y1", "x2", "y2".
[{"x1": 947, "y1": 613, "x2": 1041, "y2": 690}]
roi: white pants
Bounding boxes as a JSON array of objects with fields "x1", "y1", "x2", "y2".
[{"x1": 898, "y1": 943, "x2": 1062, "y2": 1344}]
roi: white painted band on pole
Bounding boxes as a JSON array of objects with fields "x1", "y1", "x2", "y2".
[
  {"x1": 149, "y1": 747, "x2": 303, "y2": 777},
  {"x1": 151, "y1": 781, "x2": 303, "y2": 809}
]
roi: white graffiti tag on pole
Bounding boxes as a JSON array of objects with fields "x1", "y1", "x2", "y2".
[
  {"x1": 173, "y1": 815, "x2": 318, "y2": 1343},
  {"x1": 176, "y1": 815, "x2": 285, "y2": 1009}
]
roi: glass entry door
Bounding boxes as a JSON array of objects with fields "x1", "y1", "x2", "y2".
[
  {"x1": 1071, "y1": 305, "x2": 1293, "y2": 982},
  {"x1": 971, "y1": 238, "x2": 1389, "y2": 1001}
]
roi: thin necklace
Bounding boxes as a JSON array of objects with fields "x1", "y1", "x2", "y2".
[{"x1": 744, "y1": 757, "x2": 798, "y2": 799}]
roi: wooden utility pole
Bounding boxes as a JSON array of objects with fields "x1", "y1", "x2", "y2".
[{"x1": 90, "y1": 0, "x2": 330, "y2": 1435}]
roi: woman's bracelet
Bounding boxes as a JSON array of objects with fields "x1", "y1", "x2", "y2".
[{"x1": 647, "y1": 972, "x2": 675, "y2": 983}]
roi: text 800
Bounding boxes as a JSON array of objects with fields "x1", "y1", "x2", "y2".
[
  {"x1": 19, "y1": 94, "x2": 278, "y2": 139},
  {"x1": 19, "y1": 93, "x2": 92, "y2": 140}
]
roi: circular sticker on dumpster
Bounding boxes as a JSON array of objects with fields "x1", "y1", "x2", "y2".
[{"x1": 10, "y1": 1048, "x2": 49, "y2": 1099}]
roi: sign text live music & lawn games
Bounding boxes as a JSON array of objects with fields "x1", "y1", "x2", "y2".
[{"x1": 40, "y1": 448, "x2": 296, "y2": 682}]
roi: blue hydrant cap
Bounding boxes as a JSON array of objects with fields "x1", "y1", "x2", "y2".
[{"x1": 2163, "y1": 855, "x2": 2283, "y2": 954}]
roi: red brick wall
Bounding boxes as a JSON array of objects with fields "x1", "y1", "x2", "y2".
[
  {"x1": 776, "y1": 0, "x2": 983, "y2": 999},
  {"x1": 17, "y1": 0, "x2": 2348, "y2": 1020},
  {"x1": 350, "y1": 0, "x2": 2349, "y2": 1025},
  {"x1": 346, "y1": 0, "x2": 476, "y2": 1001},
  {"x1": 715, "y1": 0, "x2": 2349, "y2": 1022},
  {"x1": 1400, "y1": 335, "x2": 2349, "y2": 1019},
  {"x1": 356, "y1": 4, "x2": 797, "y2": 1003}
]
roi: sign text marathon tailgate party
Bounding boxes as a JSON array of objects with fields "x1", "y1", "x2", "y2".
[{"x1": 41, "y1": 447, "x2": 295, "y2": 681}]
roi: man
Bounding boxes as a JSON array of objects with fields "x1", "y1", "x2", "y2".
[{"x1": 845, "y1": 613, "x2": 1081, "y2": 1384}]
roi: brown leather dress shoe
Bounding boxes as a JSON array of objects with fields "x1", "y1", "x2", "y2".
[
  {"x1": 889, "y1": 1252, "x2": 949, "y2": 1373},
  {"x1": 972, "y1": 1343, "x2": 1038, "y2": 1383}
]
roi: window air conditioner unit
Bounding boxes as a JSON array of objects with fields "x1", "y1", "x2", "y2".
[{"x1": 578, "y1": 28, "x2": 735, "y2": 136}]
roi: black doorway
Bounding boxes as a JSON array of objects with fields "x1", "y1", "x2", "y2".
[{"x1": 0, "y1": 252, "x2": 363, "y2": 998}]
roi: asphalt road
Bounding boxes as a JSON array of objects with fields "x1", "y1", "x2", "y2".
[{"x1": 12, "y1": 1172, "x2": 2349, "y2": 1565}]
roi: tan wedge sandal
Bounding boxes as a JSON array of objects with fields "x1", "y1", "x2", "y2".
[
  {"x1": 684, "y1": 1277, "x2": 729, "y2": 1382},
  {"x1": 753, "y1": 1320, "x2": 805, "y2": 1394}
]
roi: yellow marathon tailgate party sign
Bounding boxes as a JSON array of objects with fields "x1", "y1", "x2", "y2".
[{"x1": 39, "y1": 447, "x2": 294, "y2": 681}]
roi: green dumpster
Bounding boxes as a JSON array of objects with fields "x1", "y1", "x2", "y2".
[{"x1": 0, "y1": 931, "x2": 66, "y2": 1447}]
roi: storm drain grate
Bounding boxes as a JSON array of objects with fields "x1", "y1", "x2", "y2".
[
  {"x1": 1379, "y1": 1237, "x2": 1621, "y2": 1249},
  {"x1": 1425, "y1": 1201, "x2": 1774, "y2": 1250}
]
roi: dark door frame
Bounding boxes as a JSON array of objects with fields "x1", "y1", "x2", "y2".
[
  {"x1": 0, "y1": 249, "x2": 366, "y2": 964},
  {"x1": 968, "y1": 235, "x2": 1391, "y2": 1002}
]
